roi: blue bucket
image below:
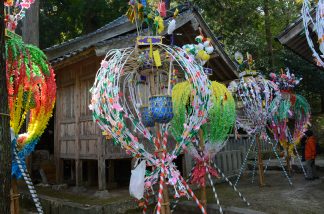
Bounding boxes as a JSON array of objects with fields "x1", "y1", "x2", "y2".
[
  {"x1": 149, "y1": 95, "x2": 173, "y2": 123},
  {"x1": 140, "y1": 106, "x2": 155, "y2": 127}
]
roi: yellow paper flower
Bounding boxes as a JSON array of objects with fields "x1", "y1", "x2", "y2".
[
  {"x1": 197, "y1": 50, "x2": 210, "y2": 61},
  {"x1": 155, "y1": 16, "x2": 164, "y2": 34}
]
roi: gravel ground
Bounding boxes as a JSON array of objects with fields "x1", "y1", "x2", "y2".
[
  {"x1": 21, "y1": 169, "x2": 324, "y2": 214},
  {"x1": 127, "y1": 170, "x2": 324, "y2": 214},
  {"x1": 201, "y1": 170, "x2": 324, "y2": 214}
]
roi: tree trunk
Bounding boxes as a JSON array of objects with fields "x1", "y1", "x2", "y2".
[
  {"x1": 0, "y1": 2, "x2": 12, "y2": 213},
  {"x1": 22, "y1": 0, "x2": 39, "y2": 46},
  {"x1": 264, "y1": 0, "x2": 274, "y2": 70},
  {"x1": 321, "y1": 94, "x2": 324, "y2": 113}
]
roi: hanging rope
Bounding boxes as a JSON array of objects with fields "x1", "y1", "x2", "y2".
[
  {"x1": 205, "y1": 162, "x2": 223, "y2": 214},
  {"x1": 212, "y1": 161, "x2": 250, "y2": 206}
]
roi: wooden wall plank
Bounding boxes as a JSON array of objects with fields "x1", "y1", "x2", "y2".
[{"x1": 74, "y1": 67, "x2": 82, "y2": 186}]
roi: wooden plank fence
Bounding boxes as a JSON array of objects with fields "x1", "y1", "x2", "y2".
[{"x1": 185, "y1": 135, "x2": 274, "y2": 177}]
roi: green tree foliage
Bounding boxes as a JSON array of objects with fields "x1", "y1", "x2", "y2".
[
  {"x1": 187, "y1": 0, "x2": 324, "y2": 97},
  {"x1": 189, "y1": 0, "x2": 300, "y2": 70},
  {"x1": 39, "y1": 0, "x2": 324, "y2": 96},
  {"x1": 39, "y1": 0, "x2": 128, "y2": 49}
]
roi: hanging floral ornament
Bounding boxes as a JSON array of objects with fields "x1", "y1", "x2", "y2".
[
  {"x1": 5, "y1": 36, "x2": 56, "y2": 178},
  {"x1": 172, "y1": 81, "x2": 235, "y2": 152},
  {"x1": 228, "y1": 53, "x2": 298, "y2": 187},
  {"x1": 90, "y1": 39, "x2": 211, "y2": 213},
  {"x1": 4, "y1": 2, "x2": 56, "y2": 212},
  {"x1": 268, "y1": 68, "x2": 311, "y2": 156},
  {"x1": 228, "y1": 74, "x2": 279, "y2": 137},
  {"x1": 171, "y1": 80, "x2": 250, "y2": 213}
]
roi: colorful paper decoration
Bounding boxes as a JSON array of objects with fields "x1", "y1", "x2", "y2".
[
  {"x1": 126, "y1": 0, "x2": 166, "y2": 36},
  {"x1": 171, "y1": 81, "x2": 249, "y2": 212},
  {"x1": 228, "y1": 74, "x2": 280, "y2": 137},
  {"x1": 229, "y1": 74, "x2": 297, "y2": 187},
  {"x1": 182, "y1": 34, "x2": 215, "y2": 65},
  {"x1": 149, "y1": 95, "x2": 173, "y2": 123},
  {"x1": 172, "y1": 81, "x2": 235, "y2": 152},
  {"x1": 268, "y1": 69, "x2": 311, "y2": 156},
  {"x1": 4, "y1": 0, "x2": 36, "y2": 32},
  {"x1": 4, "y1": 2, "x2": 56, "y2": 214},
  {"x1": 90, "y1": 44, "x2": 211, "y2": 213},
  {"x1": 5, "y1": 37, "x2": 56, "y2": 178}
]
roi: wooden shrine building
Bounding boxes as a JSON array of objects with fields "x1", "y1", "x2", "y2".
[
  {"x1": 44, "y1": 6, "x2": 239, "y2": 190},
  {"x1": 277, "y1": 10, "x2": 320, "y2": 67},
  {"x1": 276, "y1": 10, "x2": 324, "y2": 107}
]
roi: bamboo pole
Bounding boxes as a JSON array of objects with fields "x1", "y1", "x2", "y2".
[
  {"x1": 155, "y1": 124, "x2": 171, "y2": 214},
  {"x1": 198, "y1": 129, "x2": 207, "y2": 208},
  {"x1": 256, "y1": 135, "x2": 265, "y2": 187},
  {"x1": 150, "y1": 70, "x2": 170, "y2": 214},
  {"x1": 286, "y1": 148, "x2": 292, "y2": 176},
  {"x1": 167, "y1": 58, "x2": 173, "y2": 96}
]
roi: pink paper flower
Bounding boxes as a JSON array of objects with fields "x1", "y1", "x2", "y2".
[
  {"x1": 20, "y1": 2, "x2": 31, "y2": 9},
  {"x1": 101, "y1": 60, "x2": 109, "y2": 69},
  {"x1": 112, "y1": 103, "x2": 123, "y2": 111},
  {"x1": 269, "y1": 73, "x2": 276, "y2": 79},
  {"x1": 145, "y1": 181, "x2": 152, "y2": 187}
]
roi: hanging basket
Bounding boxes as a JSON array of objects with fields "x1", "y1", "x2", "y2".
[
  {"x1": 149, "y1": 95, "x2": 173, "y2": 124},
  {"x1": 140, "y1": 105, "x2": 155, "y2": 127}
]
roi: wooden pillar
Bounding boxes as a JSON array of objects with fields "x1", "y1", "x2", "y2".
[
  {"x1": 198, "y1": 129, "x2": 207, "y2": 208},
  {"x1": 184, "y1": 153, "x2": 193, "y2": 177},
  {"x1": 10, "y1": 179, "x2": 19, "y2": 214},
  {"x1": 74, "y1": 72, "x2": 82, "y2": 186},
  {"x1": 55, "y1": 88, "x2": 63, "y2": 183},
  {"x1": 107, "y1": 159, "x2": 117, "y2": 189},
  {"x1": 56, "y1": 159, "x2": 63, "y2": 183},
  {"x1": 256, "y1": 135, "x2": 265, "y2": 187},
  {"x1": 98, "y1": 136, "x2": 106, "y2": 190},
  {"x1": 75, "y1": 159, "x2": 82, "y2": 186}
]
